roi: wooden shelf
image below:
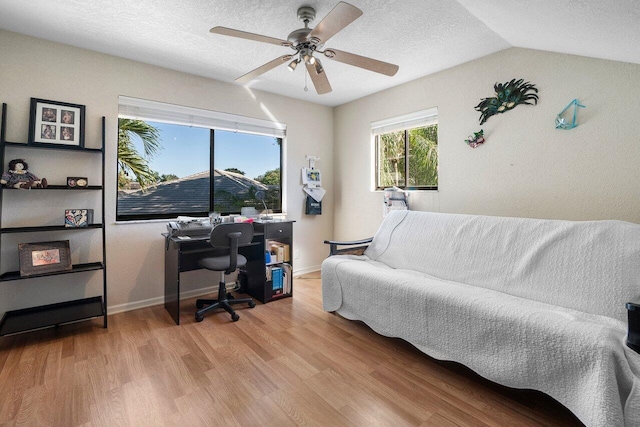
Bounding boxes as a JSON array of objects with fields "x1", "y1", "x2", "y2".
[
  {"x1": 1, "y1": 224, "x2": 102, "y2": 233},
  {"x1": 0, "y1": 262, "x2": 104, "y2": 282},
  {"x1": 1, "y1": 185, "x2": 102, "y2": 190},
  {"x1": 0, "y1": 296, "x2": 104, "y2": 336},
  {"x1": 2, "y1": 140, "x2": 102, "y2": 153}
]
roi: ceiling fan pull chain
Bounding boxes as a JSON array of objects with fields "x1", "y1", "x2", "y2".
[{"x1": 304, "y1": 68, "x2": 309, "y2": 92}]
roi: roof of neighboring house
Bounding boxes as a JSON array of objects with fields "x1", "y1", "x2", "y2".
[{"x1": 117, "y1": 169, "x2": 268, "y2": 216}]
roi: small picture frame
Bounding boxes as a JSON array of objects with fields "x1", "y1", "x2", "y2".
[
  {"x1": 18, "y1": 240, "x2": 72, "y2": 277},
  {"x1": 65, "y1": 209, "x2": 94, "y2": 228},
  {"x1": 301, "y1": 167, "x2": 322, "y2": 187},
  {"x1": 28, "y1": 98, "x2": 85, "y2": 148},
  {"x1": 67, "y1": 177, "x2": 88, "y2": 188}
]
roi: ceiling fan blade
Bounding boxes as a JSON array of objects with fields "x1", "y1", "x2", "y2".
[
  {"x1": 323, "y1": 48, "x2": 399, "y2": 76},
  {"x1": 210, "y1": 27, "x2": 291, "y2": 47},
  {"x1": 236, "y1": 55, "x2": 293, "y2": 84},
  {"x1": 308, "y1": 2, "x2": 363, "y2": 44},
  {"x1": 305, "y1": 61, "x2": 332, "y2": 95}
]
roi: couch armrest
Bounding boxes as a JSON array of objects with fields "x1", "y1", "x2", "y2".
[
  {"x1": 626, "y1": 301, "x2": 640, "y2": 354},
  {"x1": 323, "y1": 238, "x2": 373, "y2": 257}
]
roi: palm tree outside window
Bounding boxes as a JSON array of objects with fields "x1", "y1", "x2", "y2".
[
  {"x1": 116, "y1": 120, "x2": 282, "y2": 221},
  {"x1": 375, "y1": 123, "x2": 438, "y2": 190}
]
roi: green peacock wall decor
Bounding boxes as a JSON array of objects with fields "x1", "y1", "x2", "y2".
[{"x1": 475, "y1": 79, "x2": 539, "y2": 125}]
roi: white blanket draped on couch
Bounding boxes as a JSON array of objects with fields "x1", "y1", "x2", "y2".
[{"x1": 322, "y1": 210, "x2": 640, "y2": 427}]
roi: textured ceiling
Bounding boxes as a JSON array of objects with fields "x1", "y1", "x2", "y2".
[{"x1": 0, "y1": 0, "x2": 637, "y2": 107}]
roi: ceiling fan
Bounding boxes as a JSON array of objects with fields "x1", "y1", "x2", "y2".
[{"x1": 210, "y1": 1, "x2": 399, "y2": 95}]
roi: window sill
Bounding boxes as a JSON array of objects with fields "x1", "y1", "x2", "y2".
[
  {"x1": 114, "y1": 218, "x2": 171, "y2": 225},
  {"x1": 373, "y1": 188, "x2": 439, "y2": 192},
  {"x1": 114, "y1": 212, "x2": 290, "y2": 225}
]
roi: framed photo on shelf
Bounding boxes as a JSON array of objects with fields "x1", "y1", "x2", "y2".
[
  {"x1": 18, "y1": 240, "x2": 72, "y2": 277},
  {"x1": 66, "y1": 177, "x2": 88, "y2": 188},
  {"x1": 28, "y1": 98, "x2": 85, "y2": 148},
  {"x1": 64, "y1": 209, "x2": 94, "y2": 227}
]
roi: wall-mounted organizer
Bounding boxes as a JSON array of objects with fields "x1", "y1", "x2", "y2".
[
  {"x1": 302, "y1": 155, "x2": 325, "y2": 215},
  {"x1": 0, "y1": 103, "x2": 107, "y2": 336}
]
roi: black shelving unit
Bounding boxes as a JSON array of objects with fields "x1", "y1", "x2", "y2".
[
  {"x1": 1, "y1": 224, "x2": 102, "y2": 233},
  {"x1": 247, "y1": 220, "x2": 294, "y2": 303},
  {"x1": 0, "y1": 103, "x2": 107, "y2": 336},
  {"x1": 1, "y1": 185, "x2": 102, "y2": 190},
  {"x1": 0, "y1": 296, "x2": 104, "y2": 336}
]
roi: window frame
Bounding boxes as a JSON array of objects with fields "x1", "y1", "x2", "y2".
[
  {"x1": 116, "y1": 97, "x2": 286, "y2": 222},
  {"x1": 373, "y1": 109, "x2": 438, "y2": 191},
  {"x1": 210, "y1": 130, "x2": 284, "y2": 217}
]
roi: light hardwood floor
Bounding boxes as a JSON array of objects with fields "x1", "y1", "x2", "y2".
[{"x1": 0, "y1": 272, "x2": 583, "y2": 426}]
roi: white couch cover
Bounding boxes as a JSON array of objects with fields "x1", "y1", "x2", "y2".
[{"x1": 322, "y1": 210, "x2": 640, "y2": 427}]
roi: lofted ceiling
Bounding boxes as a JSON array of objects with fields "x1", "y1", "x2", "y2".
[{"x1": 0, "y1": 0, "x2": 638, "y2": 107}]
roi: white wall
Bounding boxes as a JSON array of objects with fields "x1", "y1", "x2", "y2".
[
  {"x1": 3, "y1": 33, "x2": 639, "y2": 317},
  {"x1": 333, "y1": 47, "x2": 640, "y2": 240},
  {"x1": 0, "y1": 30, "x2": 333, "y2": 314}
]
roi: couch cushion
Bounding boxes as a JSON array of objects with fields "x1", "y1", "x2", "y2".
[{"x1": 363, "y1": 210, "x2": 640, "y2": 322}]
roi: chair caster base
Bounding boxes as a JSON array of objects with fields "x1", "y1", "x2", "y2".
[{"x1": 195, "y1": 290, "x2": 254, "y2": 323}]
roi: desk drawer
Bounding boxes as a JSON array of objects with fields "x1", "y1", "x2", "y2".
[{"x1": 265, "y1": 222, "x2": 292, "y2": 239}]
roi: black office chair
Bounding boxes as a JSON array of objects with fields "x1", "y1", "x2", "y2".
[{"x1": 195, "y1": 222, "x2": 256, "y2": 322}]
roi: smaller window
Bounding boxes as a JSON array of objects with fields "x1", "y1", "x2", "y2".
[{"x1": 373, "y1": 109, "x2": 438, "y2": 190}]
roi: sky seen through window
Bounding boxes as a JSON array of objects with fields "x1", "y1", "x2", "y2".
[{"x1": 132, "y1": 121, "x2": 281, "y2": 180}]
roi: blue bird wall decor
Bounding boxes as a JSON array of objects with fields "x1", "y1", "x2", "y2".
[
  {"x1": 475, "y1": 79, "x2": 539, "y2": 125},
  {"x1": 555, "y1": 99, "x2": 585, "y2": 130}
]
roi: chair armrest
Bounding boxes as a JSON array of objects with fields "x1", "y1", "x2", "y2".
[
  {"x1": 626, "y1": 301, "x2": 640, "y2": 354},
  {"x1": 323, "y1": 237, "x2": 373, "y2": 256}
]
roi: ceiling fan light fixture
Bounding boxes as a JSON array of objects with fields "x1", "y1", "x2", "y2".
[
  {"x1": 301, "y1": 51, "x2": 313, "y2": 65},
  {"x1": 287, "y1": 59, "x2": 299, "y2": 71},
  {"x1": 210, "y1": 2, "x2": 398, "y2": 96},
  {"x1": 313, "y1": 59, "x2": 324, "y2": 74}
]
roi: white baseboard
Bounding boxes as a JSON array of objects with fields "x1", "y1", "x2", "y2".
[
  {"x1": 107, "y1": 266, "x2": 322, "y2": 315},
  {"x1": 107, "y1": 285, "x2": 219, "y2": 315},
  {"x1": 293, "y1": 265, "x2": 321, "y2": 276}
]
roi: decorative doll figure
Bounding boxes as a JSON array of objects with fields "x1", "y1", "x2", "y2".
[{"x1": 0, "y1": 159, "x2": 48, "y2": 189}]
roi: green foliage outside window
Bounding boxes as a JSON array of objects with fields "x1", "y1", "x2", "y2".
[
  {"x1": 255, "y1": 168, "x2": 281, "y2": 185},
  {"x1": 377, "y1": 124, "x2": 438, "y2": 189},
  {"x1": 117, "y1": 119, "x2": 161, "y2": 190},
  {"x1": 117, "y1": 118, "x2": 283, "y2": 220}
]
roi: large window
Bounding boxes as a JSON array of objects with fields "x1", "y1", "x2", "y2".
[
  {"x1": 116, "y1": 97, "x2": 285, "y2": 221},
  {"x1": 373, "y1": 108, "x2": 438, "y2": 190},
  {"x1": 213, "y1": 130, "x2": 282, "y2": 215}
]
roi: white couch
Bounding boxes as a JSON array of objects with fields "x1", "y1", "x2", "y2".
[{"x1": 322, "y1": 210, "x2": 640, "y2": 427}]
